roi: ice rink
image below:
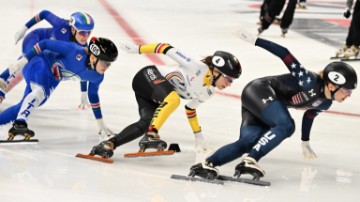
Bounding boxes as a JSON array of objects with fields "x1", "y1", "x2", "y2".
[{"x1": 0, "y1": 0, "x2": 359, "y2": 201}]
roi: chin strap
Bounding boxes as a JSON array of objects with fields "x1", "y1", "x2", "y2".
[
  {"x1": 89, "y1": 57, "x2": 99, "y2": 72},
  {"x1": 70, "y1": 30, "x2": 77, "y2": 43},
  {"x1": 211, "y1": 72, "x2": 222, "y2": 87},
  {"x1": 330, "y1": 87, "x2": 340, "y2": 100},
  {"x1": 327, "y1": 83, "x2": 340, "y2": 100}
]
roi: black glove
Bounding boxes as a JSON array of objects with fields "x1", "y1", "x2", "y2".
[{"x1": 344, "y1": 9, "x2": 351, "y2": 18}]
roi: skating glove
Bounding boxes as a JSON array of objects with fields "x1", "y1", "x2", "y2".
[
  {"x1": 343, "y1": 8, "x2": 351, "y2": 18},
  {"x1": 97, "y1": 119, "x2": 115, "y2": 139},
  {"x1": 9, "y1": 57, "x2": 28, "y2": 75},
  {"x1": 0, "y1": 89, "x2": 5, "y2": 104},
  {"x1": 14, "y1": 25, "x2": 28, "y2": 45},
  {"x1": 78, "y1": 91, "x2": 90, "y2": 109},
  {"x1": 301, "y1": 141, "x2": 317, "y2": 160},
  {"x1": 194, "y1": 132, "x2": 214, "y2": 154},
  {"x1": 120, "y1": 42, "x2": 139, "y2": 54},
  {"x1": 237, "y1": 30, "x2": 258, "y2": 45}
]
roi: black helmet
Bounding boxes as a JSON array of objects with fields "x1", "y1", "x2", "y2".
[
  {"x1": 323, "y1": 62, "x2": 357, "y2": 89},
  {"x1": 89, "y1": 37, "x2": 118, "y2": 62},
  {"x1": 211, "y1": 51, "x2": 242, "y2": 78}
]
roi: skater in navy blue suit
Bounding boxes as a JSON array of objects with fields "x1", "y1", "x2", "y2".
[{"x1": 190, "y1": 32, "x2": 357, "y2": 180}]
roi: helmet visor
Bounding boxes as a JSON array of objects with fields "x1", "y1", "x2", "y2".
[
  {"x1": 221, "y1": 73, "x2": 235, "y2": 83},
  {"x1": 75, "y1": 28, "x2": 91, "y2": 36},
  {"x1": 99, "y1": 60, "x2": 112, "y2": 67},
  {"x1": 340, "y1": 87, "x2": 352, "y2": 96}
]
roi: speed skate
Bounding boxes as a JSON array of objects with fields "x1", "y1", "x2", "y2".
[
  {"x1": 0, "y1": 139, "x2": 39, "y2": 144},
  {"x1": 75, "y1": 153, "x2": 114, "y2": 163},
  {"x1": 124, "y1": 150, "x2": 175, "y2": 158},
  {"x1": 330, "y1": 56, "x2": 360, "y2": 61},
  {"x1": 171, "y1": 174, "x2": 271, "y2": 186},
  {"x1": 124, "y1": 143, "x2": 180, "y2": 158},
  {"x1": 0, "y1": 133, "x2": 38, "y2": 144}
]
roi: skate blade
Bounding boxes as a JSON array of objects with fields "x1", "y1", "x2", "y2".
[
  {"x1": 124, "y1": 150, "x2": 175, "y2": 158},
  {"x1": 340, "y1": 57, "x2": 360, "y2": 61},
  {"x1": 330, "y1": 56, "x2": 343, "y2": 60},
  {"x1": 171, "y1": 174, "x2": 224, "y2": 185},
  {"x1": 217, "y1": 175, "x2": 271, "y2": 186},
  {"x1": 75, "y1": 153, "x2": 114, "y2": 163},
  {"x1": 0, "y1": 139, "x2": 39, "y2": 144}
]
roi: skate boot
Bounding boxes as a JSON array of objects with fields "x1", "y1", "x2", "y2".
[
  {"x1": 257, "y1": 27, "x2": 264, "y2": 36},
  {"x1": 189, "y1": 161, "x2": 219, "y2": 180},
  {"x1": 281, "y1": 28, "x2": 288, "y2": 37},
  {"x1": 343, "y1": 45, "x2": 359, "y2": 59},
  {"x1": 138, "y1": 131, "x2": 167, "y2": 152},
  {"x1": 8, "y1": 121, "x2": 35, "y2": 140},
  {"x1": 90, "y1": 140, "x2": 114, "y2": 158},
  {"x1": 298, "y1": 2, "x2": 307, "y2": 9},
  {"x1": 335, "y1": 45, "x2": 350, "y2": 58},
  {"x1": 234, "y1": 157, "x2": 265, "y2": 180},
  {"x1": 273, "y1": 17, "x2": 281, "y2": 25}
]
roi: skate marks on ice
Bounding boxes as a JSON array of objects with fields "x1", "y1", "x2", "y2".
[
  {"x1": 171, "y1": 174, "x2": 271, "y2": 186},
  {"x1": 75, "y1": 153, "x2": 114, "y2": 163}
]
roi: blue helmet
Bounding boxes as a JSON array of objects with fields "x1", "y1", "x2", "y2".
[{"x1": 69, "y1": 12, "x2": 94, "y2": 31}]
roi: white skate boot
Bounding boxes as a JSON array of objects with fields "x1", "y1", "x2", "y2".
[
  {"x1": 234, "y1": 157, "x2": 265, "y2": 180},
  {"x1": 189, "y1": 162, "x2": 219, "y2": 180},
  {"x1": 343, "y1": 45, "x2": 359, "y2": 59},
  {"x1": 335, "y1": 45, "x2": 350, "y2": 58}
]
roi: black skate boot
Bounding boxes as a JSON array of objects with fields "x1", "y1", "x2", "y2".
[
  {"x1": 234, "y1": 157, "x2": 265, "y2": 180},
  {"x1": 138, "y1": 131, "x2": 167, "y2": 152},
  {"x1": 8, "y1": 121, "x2": 35, "y2": 140},
  {"x1": 281, "y1": 28, "x2": 288, "y2": 37},
  {"x1": 90, "y1": 140, "x2": 114, "y2": 158},
  {"x1": 189, "y1": 162, "x2": 219, "y2": 180},
  {"x1": 273, "y1": 17, "x2": 281, "y2": 25},
  {"x1": 257, "y1": 27, "x2": 264, "y2": 36}
]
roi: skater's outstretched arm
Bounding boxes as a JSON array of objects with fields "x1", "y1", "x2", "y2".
[
  {"x1": 239, "y1": 31, "x2": 317, "y2": 90},
  {"x1": 120, "y1": 42, "x2": 201, "y2": 72},
  {"x1": 15, "y1": 10, "x2": 62, "y2": 44}
]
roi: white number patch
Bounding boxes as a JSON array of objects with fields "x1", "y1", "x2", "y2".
[
  {"x1": 328, "y1": 71, "x2": 346, "y2": 85},
  {"x1": 90, "y1": 44, "x2": 100, "y2": 56},
  {"x1": 212, "y1": 56, "x2": 225, "y2": 67}
]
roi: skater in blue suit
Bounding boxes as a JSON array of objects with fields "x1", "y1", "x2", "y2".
[
  {"x1": 0, "y1": 37, "x2": 118, "y2": 140},
  {"x1": 0, "y1": 10, "x2": 94, "y2": 109}
]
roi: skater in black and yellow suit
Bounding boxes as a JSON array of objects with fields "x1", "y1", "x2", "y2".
[{"x1": 89, "y1": 42, "x2": 242, "y2": 158}]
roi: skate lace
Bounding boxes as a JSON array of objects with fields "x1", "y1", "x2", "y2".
[
  {"x1": 146, "y1": 131, "x2": 160, "y2": 140},
  {"x1": 102, "y1": 141, "x2": 114, "y2": 150}
]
